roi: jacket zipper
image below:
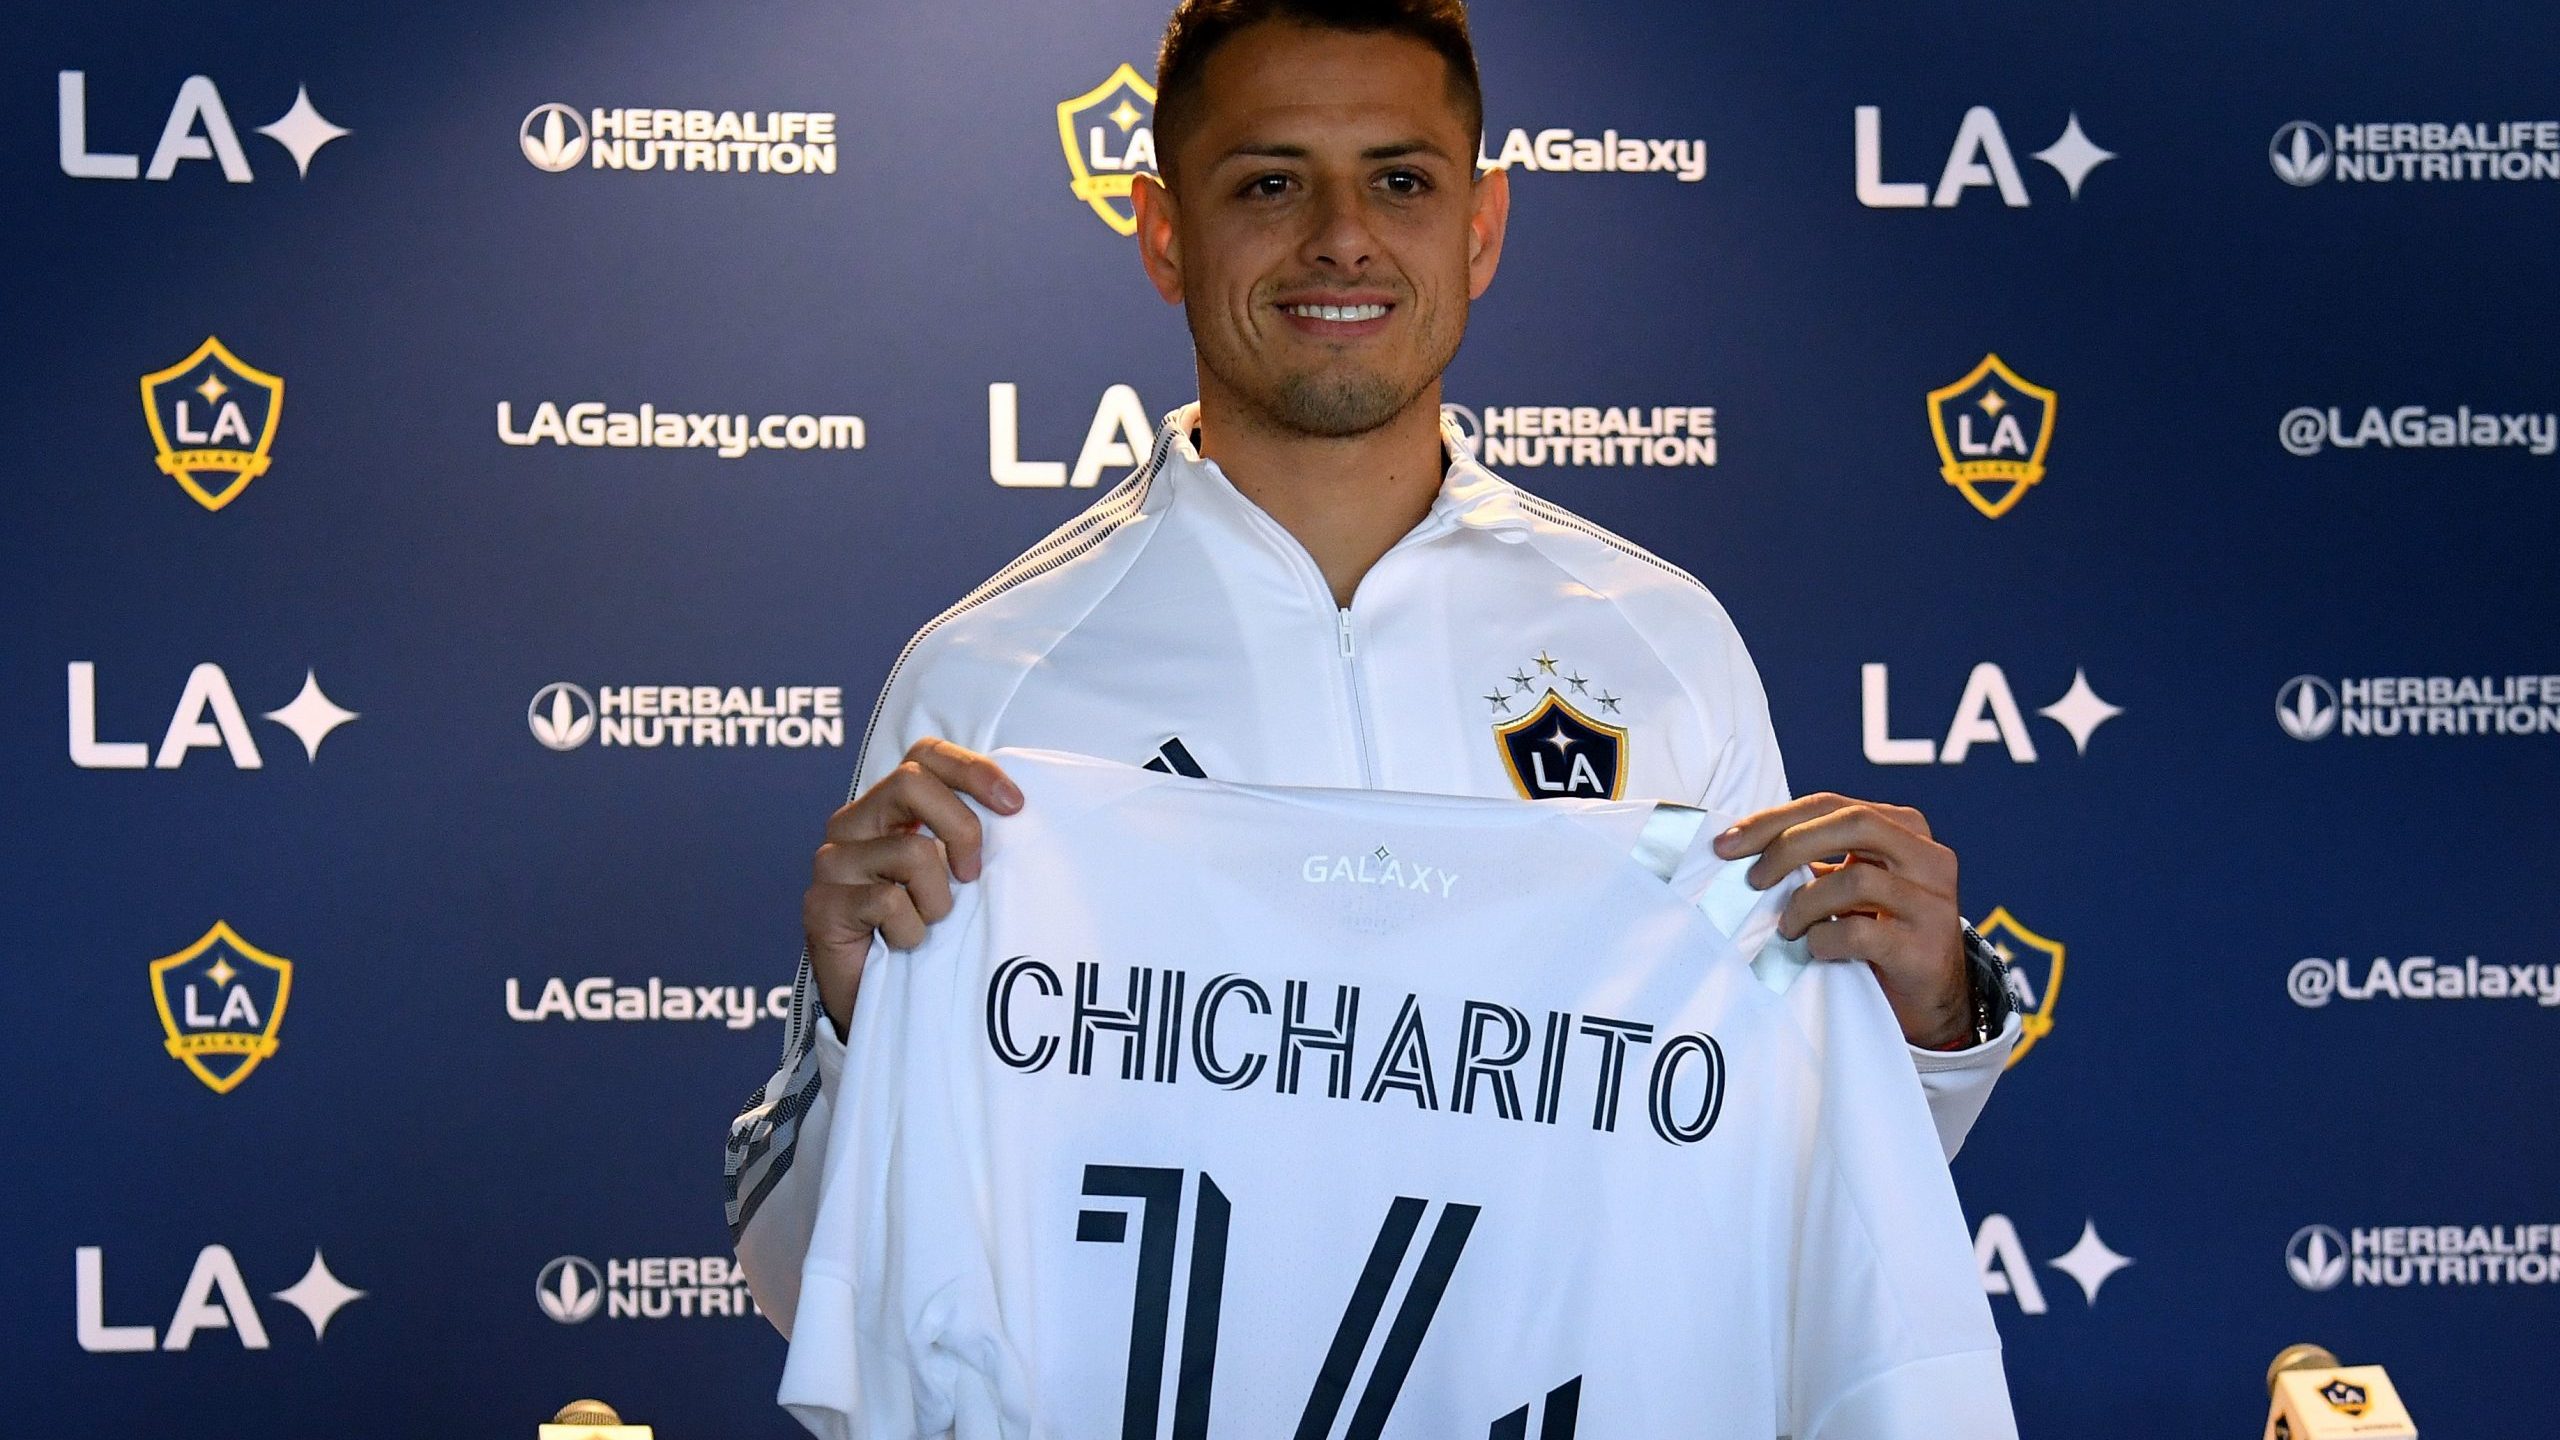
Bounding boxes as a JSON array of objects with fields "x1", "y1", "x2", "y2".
[
  {"x1": 1239, "y1": 490, "x2": 1461, "y2": 793},
  {"x1": 1338, "y1": 607, "x2": 1379, "y2": 788}
]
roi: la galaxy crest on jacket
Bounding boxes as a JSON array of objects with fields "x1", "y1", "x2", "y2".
[{"x1": 779, "y1": 751, "x2": 2016, "y2": 1438}]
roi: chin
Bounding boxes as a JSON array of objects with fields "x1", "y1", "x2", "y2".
[{"x1": 1261, "y1": 371, "x2": 1421, "y2": 439}]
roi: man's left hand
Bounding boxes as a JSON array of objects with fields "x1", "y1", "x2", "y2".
[{"x1": 1712, "y1": 793, "x2": 1971, "y2": 1049}]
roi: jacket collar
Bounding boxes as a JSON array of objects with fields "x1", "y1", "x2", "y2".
[{"x1": 1153, "y1": 402, "x2": 1534, "y2": 539}]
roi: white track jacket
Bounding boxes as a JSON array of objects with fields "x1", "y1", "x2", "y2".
[{"x1": 727, "y1": 404, "x2": 2016, "y2": 1335}]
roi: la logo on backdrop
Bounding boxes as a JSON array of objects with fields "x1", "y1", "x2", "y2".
[
  {"x1": 1974, "y1": 908, "x2": 2064, "y2": 1068},
  {"x1": 1927, "y1": 354, "x2": 2055, "y2": 519},
  {"x1": 140, "y1": 337, "x2": 283, "y2": 511},
  {"x1": 1058, "y1": 63, "x2": 1157, "y2": 235},
  {"x1": 149, "y1": 921, "x2": 293, "y2": 1093}
]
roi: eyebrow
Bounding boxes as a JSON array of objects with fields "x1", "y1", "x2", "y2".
[{"x1": 1219, "y1": 138, "x2": 1454, "y2": 164}]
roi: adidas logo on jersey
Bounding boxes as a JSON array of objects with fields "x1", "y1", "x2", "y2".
[{"x1": 1140, "y1": 736, "x2": 1207, "y2": 778}]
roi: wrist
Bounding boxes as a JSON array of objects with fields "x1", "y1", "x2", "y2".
[
  {"x1": 1918, "y1": 921, "x2": 2012, "y2": 1051},
  {"x1": 1911, "y1": 992, "x2": 1976, "y2": 1050}
]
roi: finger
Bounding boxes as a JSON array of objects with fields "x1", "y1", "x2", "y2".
[
  {"x1": 800, "y1": 890, "x2": 873, "y2": 1034},
  {"x1": 907, "y1": 738, "x2": 1022, "y2": 815},
  {"x1": 835, "y1": 763, "x2": 990, "y2": 880},
  {"x1": 849, "y1": 881, "x2": 929, "y2": 951},
  {"x1": 1712, "y1": 792, "x2": 1856, "y2": 859},
  {"x1": 890, "y1": 834, "x2": 959, "y2": 924},
  {"x1": 1777, "y1": 862, "x2": 1896, "y2": 940},
  {"x1": 1879, "y1": 802, "x2": 1933, "y2": 841},
  {"x1": 802, "y1": 879, "x2": 922, "y2": 954},
  {"x1": 802, "y1": 883, "x2": 874, "y2": 956},
  {"x1": 813, "y1": 834, "x2": 957, "y2": 922},
  {"x1": 1788, "y1": 864, "x2": 1951, "y2": 944},
  {"x1": 1803, "y1": 912, "x2": 1899, "y2": 964},
  {"x1": 1748, "y1": 804, "x2": 1926, "y2": 888}
]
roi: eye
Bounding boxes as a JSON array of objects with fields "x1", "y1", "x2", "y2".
[
  {"x1": 1240, "y1": 172, "x2": 1295, "y2": 199},
  {"x1": 1379, "y1": 168, "x2": 1432, "y2": 196}
]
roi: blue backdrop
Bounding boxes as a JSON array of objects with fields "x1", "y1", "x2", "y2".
[{"x1": 8, "y1": 1, "x2": 2557, "y2": 1435}]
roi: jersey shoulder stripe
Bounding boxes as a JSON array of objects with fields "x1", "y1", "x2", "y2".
[
  {"x1": 845, "y1": 424, "x2": 1174, "y2": 793},
  {"x1": 725, "y1": 1053, "x2": 821, "y2": 1238},
  {"x1": 1510, "y1": 489, "x2": 1710, "y2": 594}
]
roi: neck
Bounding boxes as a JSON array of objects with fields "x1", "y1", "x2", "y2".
[{"x1": 1195, "y1": 379, "x2": 1448, "y2": 609}]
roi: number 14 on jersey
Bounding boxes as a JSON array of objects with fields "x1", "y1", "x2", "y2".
[{"x1": 1077, "y1": 1163, "x2": 1583, "y2": 1439}]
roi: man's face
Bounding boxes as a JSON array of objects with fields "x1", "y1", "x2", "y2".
[{"x1": 1136, "y1": 21, "x2": 1507, "y2": 440}]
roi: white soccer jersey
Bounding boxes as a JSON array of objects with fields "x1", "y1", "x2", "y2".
[
  {"x1": 729, "y1": 405, "x2": 2018, "y2": 1334},
  {"x1": 779, "y1": 750, "x2": 2015, "y2": 1440}
]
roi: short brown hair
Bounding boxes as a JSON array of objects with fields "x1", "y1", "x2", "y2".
[{"x1": 1153, "y1": 0, "x2": 1483, "y2": 181}]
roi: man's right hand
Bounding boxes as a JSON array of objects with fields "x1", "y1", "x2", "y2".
[{"x1": 804, "y1": 738, "x2": 1020, "y2": 1040}]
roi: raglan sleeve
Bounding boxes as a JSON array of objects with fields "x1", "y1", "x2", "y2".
[
  {"x1": 1687, "y1": 602, "x2": 2014, "y2": 1162},
  {"x1": 777, "y1": 879, "x2": 988, "y2": 1439},
  {"x1": 1782, "y1": 950, "x2": 2019, "y2": 1440},
  {"x1": 1691, "y1": 601, "x2": 1792, "y2": 823},
  {"x1": 729, "y1": 634, "x2": 1000, "y2": 1336}
]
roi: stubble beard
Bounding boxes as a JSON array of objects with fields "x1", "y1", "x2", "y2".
[{"x1": 1192, "y1": 294, "x2": 1465, "y2": 441}]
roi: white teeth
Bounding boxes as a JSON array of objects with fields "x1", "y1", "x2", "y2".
[{"x1": 1287, "y1": 303, "x2": 1387, "y2": 321}]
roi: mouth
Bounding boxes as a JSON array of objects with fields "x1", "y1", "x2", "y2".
[{"x1": 1273, "y1": 296, "x2": 1396, "y2": 338}]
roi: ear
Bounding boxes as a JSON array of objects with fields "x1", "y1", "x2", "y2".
[
  {"x1": 1133, "y1": 173, "x2": 1184, "y2": 304},
  {"x1": 1465, "y1": 163, "x2": 1510, "y2": 300}
]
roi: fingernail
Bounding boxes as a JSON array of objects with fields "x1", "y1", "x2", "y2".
[
  {"x1": 1712, "y1": 826, "x2": 1742, "y2": 857},
  {"x1": 994, "y1": 781, "x2": 1023, "y2": 812}
]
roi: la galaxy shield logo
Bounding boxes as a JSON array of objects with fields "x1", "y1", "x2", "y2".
[
  {"x1": 141, "y1": 337, "x2": 283, "y2": 512},
  {"x1": 1488, "y1": 652, "x2": 1626, "y2": 799},
  {"x1": 1927, "y1": 354, "x2": 2054, "y2": 520},
  {"x1": 1057, "y1": 63, "x2": 1157, "y2": 235},
  {"x1": 2319, "y1": 1379, "x2": 2370, "y2": 1416},
  {"x1": 1977, "y1": 906, "x2": 2062, "y2": 1068},
  {"x1": 149, "y1": 921, "x2": 293, "y2": 1094}
]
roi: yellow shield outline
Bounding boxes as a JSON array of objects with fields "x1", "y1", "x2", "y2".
[
  {"x1": 1977, "y1": 906, "x2": 2061, "y2": 1067},
  {"x1": 1926, "y1": 353, "x2": 2054, "y2": 520},
  {"x1": 1494, "y1": 691, "x2": 1628, "y2": 800},
  {"x1": 1056, "y1": 62, "x2": 1157, "y2": 237},
  {"x1": 140, "y1": 336, "x2": 284, "y2": 512},
  {"x1": 149, "y1": 920, "x2": 293, "y2": 1094}
]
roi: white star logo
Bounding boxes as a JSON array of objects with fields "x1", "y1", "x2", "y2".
[
  {"x1": 2046, "y1": 1219, "x2": 2133, "y2": 1304},
  {"x1": 262, "y1": 671, "x2": 360, "y2": 760},
  {"x1": 254, "y1": 86, "x2": 350, "y2": 179},
  {"x1": 205, "y1": 956, "x2": 239, "y2": 987},
  {"x1": 2030, "y1": 113, "x2": 2114, "y2": 200},
  {"x1": 269, "y1": 1249, "x2": 366, "y2": 1340},
  {"x1": 2036, "y1": 669, "x2": 2121, "y2": 755}
]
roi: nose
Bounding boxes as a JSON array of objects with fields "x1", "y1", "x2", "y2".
[{"x1": 1298, "y1": 176, "x2": 1378, "y2": 276}]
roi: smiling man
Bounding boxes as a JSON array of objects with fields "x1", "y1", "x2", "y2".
[{"x1": 727, "y1": 0, "x2": 2018, "y2": 1339}]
